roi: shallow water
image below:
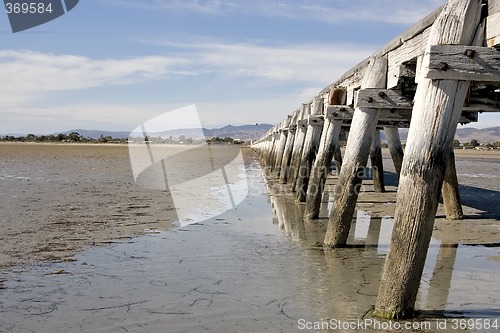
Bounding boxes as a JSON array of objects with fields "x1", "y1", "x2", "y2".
[{"x1": 0, "y1": 152, "x2": 499, "y2": 332}]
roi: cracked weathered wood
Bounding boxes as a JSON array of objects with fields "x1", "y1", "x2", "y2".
[{"x1": 374, "y1": 0, "x2": 484, "y2": 319}]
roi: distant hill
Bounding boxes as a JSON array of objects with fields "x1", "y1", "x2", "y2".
[
  {"x1": 453, "y1": 126, "x2": 500, "y2": 143},
  {"x1": 64, "y1": 124, "x2": 273, "y2": 141},
  {"x1": 54, "y1": 125, "x2": 500, "y2": 144},
  {"x1": 62, "y1": 129, "x2": 131, "y2": 139},
  {"x1": 396, "y1": 126, "x2": 500, "y2": 144}
]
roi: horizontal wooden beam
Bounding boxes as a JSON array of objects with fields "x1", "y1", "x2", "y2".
[
  {"x1": 308, "y1": 115, "x2": 325, "y2": 126},
  {"x1": 327, "y1": 105, "x2": 479, "y2": 127},
  {"x1": 426, "y1": 45, "x2": 500, "y2": 82},
  {"x1": 465, "y1": 97, "x2": 500, "y2": 112},
  {"x1": 355, "y1": 89, "x2": 414, "y2": 109},
  {"x1": 297, "y1": 119, "x2": 308, "y2": 129}
]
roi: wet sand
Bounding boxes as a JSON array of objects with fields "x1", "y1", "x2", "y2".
[
  {"x1": 0, "y1": 144, "x2": 499, "y2": 332},
  {"x1": 0, "y1": 143, "x2": 177, "y2": 271}
]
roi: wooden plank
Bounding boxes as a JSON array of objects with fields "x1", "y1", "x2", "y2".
[
  {"x1": 426, "y1": 45, "x2": 500, "y2": 82},
  {"x1": 387, "y1": 28, "x2": 431, "y2": 88},
  {"x1": 355, "y1": 89, "x2": 414, "y2": 109},
  {"x1": 487, "y1": 11, "x2": 500, "y2": 47},
  {"x1": 308, "y1": 115, "x2": 325, "y2": 126},
  {"x1": 489, "y1": 0, "x2": 500, "y2": 15},
  {"x1": 465, "y1": 97, "x2": 500, "y2": 112}
]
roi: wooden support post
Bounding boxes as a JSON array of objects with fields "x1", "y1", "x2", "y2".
[
  {"x1": 295, "y1": 96, "x2": 324, "y2": 202},
  {"x1": 266, "y1": 132, "x2": 279, "y2": 171},
  {"x1": 442, "y1": 150, "x2": 463, "y2": 219},
  {"x1": 374, "y1": 0, "x2": 483, "y2": 319},
  {"x1": 370, "y1": 129, "x2": 386, "y2": 192},
  {"x1": 279, "y1": 124, "x2": 296, "y2": 184},
  {"x1": 273, "y1": 116, "x2": 292, "y2": 178},
  {"x1": 288, "y1": 104, "x2": 311, "y2": 191},
  {"x1": 384, "y1": 127, "x2": 404, "y2": 177},
  {"x1": 333, "y1": 129, "x2": 344, "y2": 175},
  {"x1": 278, "y1": 111, "x2": 299, "y2": 183},
  {"x1": 329, "y1": 88, "x2": 347, "y2": 177},
  {"x1": 324, "y1": 56, "x2": 388, "y2": 247},
  {"x1": 304, "y1": 113, "x2": 343, "y2": 219}
]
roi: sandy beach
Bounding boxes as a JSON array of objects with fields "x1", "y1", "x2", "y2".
[{"x1": 0, "y1": 143, "x2": 499, "y2": 332}]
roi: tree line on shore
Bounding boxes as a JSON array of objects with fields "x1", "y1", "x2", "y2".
[
  {"x1": 0, "y1": 132, "x2": 127, "y2": 143},
  {"x1": 0, "y1": 132, "x2": 245, "y2": 145}
]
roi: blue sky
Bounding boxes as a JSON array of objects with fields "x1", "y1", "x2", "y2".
[{"x1": 2, "y1": 0, "x2": 496, "y2": 134}]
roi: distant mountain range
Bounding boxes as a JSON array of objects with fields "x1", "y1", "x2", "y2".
[
  {"x1": 397, "y1": 126, "x2": 500, "y2": 143},
  {"x1": 63, "y1": 125, "x2": 500, "y2": 143},
  {"x1": 64, "y1": 124, "x2": 274, "y2": 141}
]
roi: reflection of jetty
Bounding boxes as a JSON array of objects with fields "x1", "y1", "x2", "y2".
[{"x1": 252, "y1": 0, "x2": 500, "y2": 319}]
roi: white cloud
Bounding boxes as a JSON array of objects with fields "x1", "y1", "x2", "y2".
[
  {"x1": 0, "y1": 51, "x2": 189, "y2": 104},
  {"x1": 108, "y1": 0, "x2": 447, "y2": 25},
  {"x1": 0, "y1": 38, "x2": 374, "y2": 105},
  {"x1": 0, "y1": 37, "x2": 376, "y2": 134},
  {"x1": 147, "y1": 39, "x2": 375, "y2": 84}
]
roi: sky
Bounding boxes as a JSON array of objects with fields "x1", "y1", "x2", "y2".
[{"x1": 1, "y1": 0, "x2": 497, "y2": 135}]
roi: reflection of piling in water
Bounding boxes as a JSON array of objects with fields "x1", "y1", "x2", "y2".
[
  {"x1": 252, "y1": 0, "x2": 500, "y2": 320},
  {"x1": 363, "y1": 217, "x2": 382, "y2": 258},
  {"x1": 425, "y1": 243, "x2": 458, "y2": 312}
]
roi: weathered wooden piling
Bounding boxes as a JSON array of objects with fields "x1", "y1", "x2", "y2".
[
  {"x1": 251, "y1": 0, "x2": 500, "y2": 321},
  {"x1": 304, "y1": 88, "x2": 346, "y2": 219},
  {"x1": 383, "y1": 127, "x2": 404, "y2": 177},
  {"x1": 273, "y1": 116, "x2": 292, "y2": 177},
  {"x1": 288, "y1": 104, "x2": 311, "y2": 190},
  {"x1": 295, "y1": 96, "x2": 324, "y2": 202},
  {"x1": 278, "y1": 110, "x2": 300, "y2": 183},
  {"x1": 442, "y1": 151, "x2": 463, "y2": 219},
  {"x1": 324, "y1": 56, "x2": 388, "y2": 247},
  {"x1": 370, "y1": 129, "x2": 385, "y2": 192},
  {"x1": 374, "y1": 0, "x2": 484, "y2": 318}
]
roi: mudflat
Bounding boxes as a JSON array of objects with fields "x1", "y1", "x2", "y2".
[
  {"x1": 0, "y1": 143, "x2": 499, "y2": 333},
  {"x1": 0, "y1": 143, "x2": 176, "y2": 270}
]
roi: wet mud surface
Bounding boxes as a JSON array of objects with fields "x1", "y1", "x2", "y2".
[{"x1": 0, "y1": 144, "x2": 499, "y2": 332}]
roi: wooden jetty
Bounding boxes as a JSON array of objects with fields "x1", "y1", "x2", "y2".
[{"x1": 252, "y1": 0, "x2": 500, "y2": 319}]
